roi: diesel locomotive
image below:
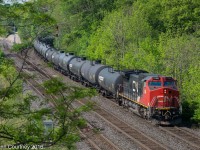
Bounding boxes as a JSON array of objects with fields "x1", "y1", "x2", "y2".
[{"x1": 34, "y1": 39, "x2": 182, "y2": 125}]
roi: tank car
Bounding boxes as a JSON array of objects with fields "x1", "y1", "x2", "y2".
[
  {"x1": 98, "y1": 67, "x2": 123, "y2": 97},
  {"x1": 80, "y1": 60, "x2": 92, "y2": 86},
  {"x1": 51, "y1": 51, "x2": 64, "y2": 70},
  {"x1": 86, "y1": 61, "x2": 108, "y2": 87},
  {"x1": 33, "y1": 40, "x2": 40, "y2": 53},
  {"x1": 45, "y1": 48, "x2": 57, "y2": 62},
  {"x1": 80, "y1": 60, "x2": 108, "y2": 87},
  {"x1": 68, "y1": 57, "x2": 86, "y2": 81},
  {"x1": 59, "y1": 53, "x2": 76, "y2": 75},
  {"x1": 34, "y1": 40, "x2": 48, "y2": 58}
]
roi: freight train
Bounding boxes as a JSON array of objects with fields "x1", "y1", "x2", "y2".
[{"x1": 34, "y1": 39, "x2": 182, "y2": 125}]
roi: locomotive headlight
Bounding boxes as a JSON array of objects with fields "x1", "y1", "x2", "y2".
[{"x1": 164, "y1": 89, "x2": 167, "y2": 94}]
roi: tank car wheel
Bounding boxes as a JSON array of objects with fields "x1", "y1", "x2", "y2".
[
  {"x1": 102, "y1": 91, "x2": 106, "y2": 97},
  {"x1": 118, "y1": 99, "x2": 122, "y2": 106}
]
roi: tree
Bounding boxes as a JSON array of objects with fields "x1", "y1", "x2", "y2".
[
  {"x1": 0, "y1": 54, "x2": 96, "y2": 148},
  {"x1": 0, "y1": 1, "x2": 96, "y2": 148}
]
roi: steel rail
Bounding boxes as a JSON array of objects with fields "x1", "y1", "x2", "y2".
[{"x1": 159, "y1": 126, "x2": 200, "y2": 150}]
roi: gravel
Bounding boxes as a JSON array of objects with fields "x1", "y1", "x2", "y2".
[
  {"x1": 181, "y1": 127, "x2": 200, "y2": 138},
  {"x1": 72, "y1": 102, "x2": 140, "y2": 150},
  {"x1": 76, "y1": 141, "x2": 91, "y2": 150}
]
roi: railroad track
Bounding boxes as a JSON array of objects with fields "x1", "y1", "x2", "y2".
[
  {"x1": 159, "y1": 126, "x2": 200, "y2": 150},
  {"x1": 78, "y1": 100, "x2": 168, "y2": 150},
  {"x1": 80, "y1": 126, "x2": 120, "y2": 150}
]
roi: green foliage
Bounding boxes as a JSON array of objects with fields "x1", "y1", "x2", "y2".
[
  {"x1": 160, "y1": 0, "x2": 200, "y2": 34},
  {"x1": 0, "y1": 58, "x2": 22, "y2": 99},
  {"x1": 12, "y1": 42, "x2": 31, "y2": 52},
  {"x1": 69, "y1": 87, "x2": 97, "y2": 100},
  {"x1": 0, "y1": 63, "x2": 96, "y2": 148},
  {"x1": 43, "y1": 77, "x2": 67, "y2": 94},
  {"x1": 65, "y1": 133, "x2": 80, "y2": 149},
  {"x1": 86, "y1": 6, "x2": 154, "y2": 69},
  {"x1": 182, "y1": 65, "x2": 200, "y2": 122},
  {"x1": 0, "y1": 0, "x2": 99, "y2": 148},
  {"x1": 0, "y1": 49, "x2": 4, "y2": 58}
]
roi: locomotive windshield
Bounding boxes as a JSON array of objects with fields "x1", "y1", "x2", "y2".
[
  {"x1": 148, "y1": 81, "x2": 161, "y2": 86},
  {"x1": 164, "y1": 81, "x2": 175, "y2": 87}
]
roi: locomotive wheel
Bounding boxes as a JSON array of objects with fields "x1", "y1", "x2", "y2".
[
  {"x1": 138, "y1": 106, "x2": 146, "y2": 118},
  {"x1": 102, "y1": 91, "x2": 107, "y2": 97},
  {"x1": 84, "y1": 83, "x2": 88, "y2": 87}
]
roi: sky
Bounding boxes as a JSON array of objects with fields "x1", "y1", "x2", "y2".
[{"x1": 3, "y1": 0, "x2": 29, "y2": 4}]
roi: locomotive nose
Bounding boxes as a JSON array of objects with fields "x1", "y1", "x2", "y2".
[{"x1": 162, "y1": 88, "x2": 173, "y2": 95}]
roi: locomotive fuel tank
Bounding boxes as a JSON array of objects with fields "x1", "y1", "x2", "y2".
[
  {"x1": 98, "y1": 68, "x2": 123, "y2": 94},
  {"x1": 59, "y1": 53, "x2": 76, "y2": 72},
  {"x1": 69, "y1": 57, "x2": 86, "y2": 78}
]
